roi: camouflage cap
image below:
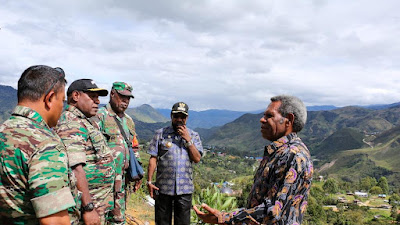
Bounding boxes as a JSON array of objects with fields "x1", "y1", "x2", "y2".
[
  {"x1": 112, "y1": 82, "x2": 134, "y2": 98},
  {"x1": 171, "y1": 102, "x2": 189, "y2": 116}
]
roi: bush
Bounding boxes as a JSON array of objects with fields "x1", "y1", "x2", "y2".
[
  {"x1": 369, "y1": 186, "x2": 383, "y2": 195},
  {"x1": 191, "y1": 185, "x2": 238, "y2": 224}
]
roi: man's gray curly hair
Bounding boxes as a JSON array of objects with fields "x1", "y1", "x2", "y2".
[{"x1": 271, "y1": 95, "x2": 307, "y2": 132}]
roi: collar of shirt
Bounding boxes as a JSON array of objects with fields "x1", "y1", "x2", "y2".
[
  {"x1": 164, "y1": 126, "x2": 178, "y2": 136},
  {"x1": 105, "y1": 103, "x2": 128, "y2": 120},
  {"x1": 12, "y1": 105, "x2": 51, "y2": 131},
  {"x1": 264, "y1": 132, "x2": 298, "y2": 157},
  {"x1": 66, "y1": 104, "x2": 88, "y2": 119}
]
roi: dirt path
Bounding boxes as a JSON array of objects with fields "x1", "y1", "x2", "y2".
[{"x1": 318, "y1": 159, "x2": 337, "y2": 173}]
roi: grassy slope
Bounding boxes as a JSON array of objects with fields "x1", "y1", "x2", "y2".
[{"x1": 319, "y1": 134, "x2": 400, "y2": 187}]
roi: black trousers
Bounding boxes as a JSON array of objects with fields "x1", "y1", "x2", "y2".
[{"x1": 155, "y1": 193, "x2": 192, "y2": 225}]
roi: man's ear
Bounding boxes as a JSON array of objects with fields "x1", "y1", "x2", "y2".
[
  {"x1": 71, "y1": 91, "x2": 80, "y2": 102},
  {"x1": 286, "y1": 113, "x2": 295, "y2": 126},
  {"x1": 44, "y1": 91, "x2": 55, "y2": 110}
]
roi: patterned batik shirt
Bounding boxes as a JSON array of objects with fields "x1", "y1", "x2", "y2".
[
  {"x1": 221, "y1": 133, "x2": 313, "y2": 225},
  {"x1": 93, "y1": 103, "x2": 140, "y2": 222},
  {"x1": 55, "y1": 105, "x2": 115, "y2": 218},
  {"x1": 0, "y1": 106, "x2": 76, "y2": 225},
  {"x1": 148, "y1": 126, "x2": 203, "y2": 196}
]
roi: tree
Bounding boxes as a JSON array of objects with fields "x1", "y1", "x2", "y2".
[
  {"x1": 391, "y1": 205, "x2": 398, "y2": 220},
  {"x1": 323, "y1": 178, "x2": 339, "y2": 194},
  {"x1": 389, "y1": 193, "x2": 400, "y2": 206},
  {"x1": 369, "y1": 186, "x2": 383, "y2": 195},
  {"x1": 359, "y1": 176, "x2": 377, "y2": 191},
  {"x1": 304, "y1": 196, "x2": 326, "y2": 224},
  {"x1": 377, "y1": 177, "x2": 389, "y2": 194}
]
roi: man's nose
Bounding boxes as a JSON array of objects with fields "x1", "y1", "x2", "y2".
[{"x1": 260, "y1": 117, "x2": 266, "y2": 123}]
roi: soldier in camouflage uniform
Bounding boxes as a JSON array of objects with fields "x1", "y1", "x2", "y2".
[
  {"x1": 55, "y1": 79, "x2": 115, "y2": 225},
  {"x1": 93, "y1": 82, "x2": 141, "y2": 225},
  {"x1": 0, "y1": 65, "x2": 77, "y2": 225}
]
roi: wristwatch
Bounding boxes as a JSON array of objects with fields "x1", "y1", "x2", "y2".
[
  {"x1": 146, "y1": 181, "x2": 152, "y2": 185},
  {"x1": 185, "y1": 139, "x2": 194, "y2": 148},
  {"x1": 82, "y1": 202, "x2": 95, "y2": 212}
]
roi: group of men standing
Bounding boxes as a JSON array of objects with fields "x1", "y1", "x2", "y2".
[
  {"x1": 0, "y1": 64, "x2": 313, "y2": 225},
  {"x1": 0, "y1": 66, "x2": 145, "y2": 225}
]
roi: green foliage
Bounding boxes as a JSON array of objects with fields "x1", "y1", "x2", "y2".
[
  {"x1": 313, "y1": 128, "x2": 365, "y2": 156},
  {"x1": 191, "y1": 185, "x2": 238, "y2": 224},
  {"x1": 323, "y1": 178, "x2": 339, "y2": 194},
  {"x1": 389, "y1": 193, "x2": 400, "y2": 205},
  {"x1": 232, "y1": 176, "x2": 253, "y2": 208},
  {"x1": 360, "y1": 176, "x2": 378, "y2": 191},
  {"x1": 193, "y1": 154, "x2": 256, "y2": 190},
  {"x1": 390, "y1": 205, "x2": 398, "y2": 219},
  {"x1": 369, "y1": 186, "x2": 383, "y2": 195},
  {"x1": 303, "y1": 196, "x2": 326, "y2": 224},
  {"x1": 377, "y1": 177, "x2": 389, "y2": 194}
]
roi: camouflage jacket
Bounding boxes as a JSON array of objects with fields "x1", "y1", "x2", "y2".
[
  {"x1": 93, "y1": 103, "x2": 140, "y2": 168},
  {"x1": 0, "y1": 106, "x2": 75, "y2": 225},
  {"x1": 55, "y1": 105, "x2": 115, "y2": 216}
]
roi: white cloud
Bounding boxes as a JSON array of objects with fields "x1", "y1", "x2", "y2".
[{"x1": 1, "y1": 0, "x2": 400, "y2": 111}]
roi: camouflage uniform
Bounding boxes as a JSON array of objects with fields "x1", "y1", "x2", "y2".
[
  {"x1": 55, "y1": 105, "x2": 115, "y2": 225},
  {"x1": 94, "y1": 102, "x2": 139, "y2": 224},
  {"x1": 0, "y1": 106, "x2": 77, "y2": 225}
]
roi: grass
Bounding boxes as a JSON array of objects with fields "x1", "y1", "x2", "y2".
[{"x1": 126, "y1": 188, "x2": 155, "y2": 225}]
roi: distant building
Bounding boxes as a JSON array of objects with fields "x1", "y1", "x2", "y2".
[
  {"x1": 354, "y1": 191, "x2": 368, "y2": 198},
  {"x1": 220, "y1": 187, "x2": 234, "y2": 195}
]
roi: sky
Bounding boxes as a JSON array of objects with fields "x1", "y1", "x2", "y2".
[{"x1": 1, "y1": 0, "x2": 400, "y2": 111}]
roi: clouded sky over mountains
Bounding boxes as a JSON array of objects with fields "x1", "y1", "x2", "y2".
[{"x1": 1, "y1": 0, "x2": 400, "y2": 110}]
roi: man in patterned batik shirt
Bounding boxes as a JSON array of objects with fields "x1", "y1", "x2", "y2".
[
  {"x1": 195, "y1": 95, "x2": 313, "y2": 225},
  {"x1": 93, "y1": 82, "x2": 141, "y2": 225},
  {"x1": 147, "y1": 102, "x2": 203, "y2": 225},
  {"x1": 0, "y1": 65, "x2": 76, "y2": 225},
  {"x1": 55, "y1": 79, "x2": 115, "y2": 225}
]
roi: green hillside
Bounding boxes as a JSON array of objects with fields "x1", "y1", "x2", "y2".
[
  {"x1": 316, "y1": 125, "x2": 400, "y2": 188},
  {"x1": 0, "y1": 85, "x2": 17, "y2": 123},
  {"x1": 126, "y1": 104, "x2": 169, "y2": 123},
  {"x1": 134, "y1": 120, "x2": 170, "y2": 143},
  {"x1": 203, "y1": 105, "x2": 400, "y2": 157},
  {"x1": 203, "y1": 113, "x2": 268, "y2": 156},
  {"x1": 312, "y1": 128, "x2": 365, "y2": 157}
]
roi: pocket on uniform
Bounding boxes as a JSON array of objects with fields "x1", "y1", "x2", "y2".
[{"x1": 159, "y1": 138, "x2": 172, "y2": 157}]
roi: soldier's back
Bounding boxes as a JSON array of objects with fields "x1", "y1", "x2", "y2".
[{"x1": 0, "y1": 106, "x2": 75, "y2": 225}]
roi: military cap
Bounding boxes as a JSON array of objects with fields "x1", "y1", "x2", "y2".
[
  {"x1": 67, "y1": 79, "x2": 108, "y2": 96},
  {"x1": 112, "y1": 82, "x2": 134, "y2": 98},
  {"x1": 171, "y1": 102, "x2": 189, "y2": 116}
]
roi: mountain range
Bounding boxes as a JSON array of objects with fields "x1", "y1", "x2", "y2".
[{"x1": 1, "y1": 84, "x2": 400, "y2": 187}]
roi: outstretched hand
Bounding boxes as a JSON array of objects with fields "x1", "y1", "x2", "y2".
[{"x1": 193, "y1": 203, "x2": 224, "y2": 224}]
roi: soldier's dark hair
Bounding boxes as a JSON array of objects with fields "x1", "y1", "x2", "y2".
[
  {"x1": 271, "y1": 95, "x2": 307, "y2": 132},
  {"x1": 18, "y1": 65, "x2": 67, "y2": 102}
]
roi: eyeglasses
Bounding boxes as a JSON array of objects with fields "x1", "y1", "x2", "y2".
[{"x1": 44, "y1": 67, "x2": 65, "y2": 96}]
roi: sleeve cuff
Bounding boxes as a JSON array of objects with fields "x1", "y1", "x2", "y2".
[
  {"x1": 68, "y1": 151, "x2": 87, "y2": 167},
  {"x1": 31, "y1": 187, "x2": 76, "y2": 218}
]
